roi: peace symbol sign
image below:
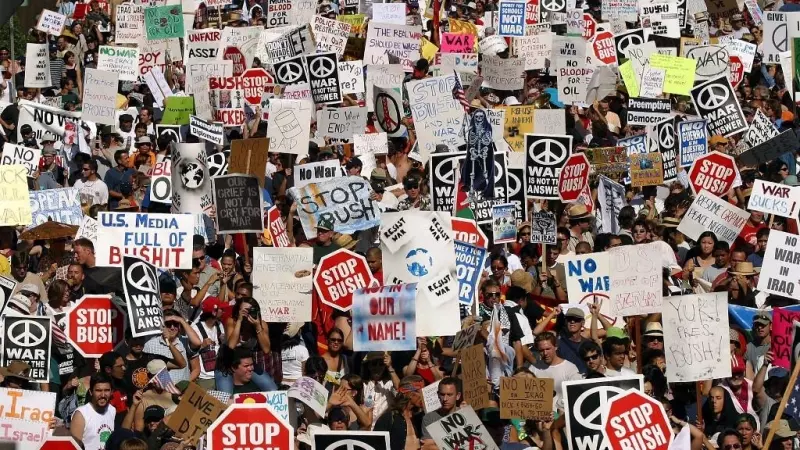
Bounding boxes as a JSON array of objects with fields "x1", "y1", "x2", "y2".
[
  {"x1": 616, "y1": 34, "x2": 643, "y2": 54},
  {"x1": 528, "y1": 138, "x2": 568, "y2": 166},
  {"x1": 322, "y1": 439, "x2": 380, "y2": 450},
  {"x1": 375, "y1": 92, "x2": 401, "y2": 134},
  {"x1": 773, "y1": 23, "x2": 787, "y2": 52},
  {"x1": 659, "y1": 123, "x2": 675, "y2": 149},
  {"x1": 8, "y1": 319, "x2": 47, "y2": 347},
  {"x1": 507, "y1": 170, "x2": 522, "y2": 196},
  {"x1": 277, "y1": 61, "x2": 304, "y2": 84},
  {"x1": 541, "y1": 0, "x2": 565, "y2": 12},
  {"x1": 127, "y1": 261, "x2": 158, "y2": 293},
  {"x1": 696, "y1": 83, "x2": 730, "y2": 110},
  {"x1": 308, "y1": 56, "x2": 335, "y2": 79},
  {"x1": 435, "y1": 154, "x2": 464, "y2": 184},
  {"x1": 572, "y1": 385, "x2": 629, "y2": 430}
]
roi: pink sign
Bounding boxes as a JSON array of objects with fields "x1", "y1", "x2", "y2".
[
  {"x1": 441, "y1": 33, "x2": 475, "y2": 53},
  {"x1": 771, "y1": 307, "x2": 800, "y2": 369}
]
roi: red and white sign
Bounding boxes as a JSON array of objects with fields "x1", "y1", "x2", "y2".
[
  {"x1": 41, "y1": 437, "x2": 81, "y2": 450},
  {"x1": 603, "y1": 390, "x2": 673, "y2": 450},
  {"x1": 266, "y1": 206, "x2": 290, "y2": 247},
  {"x1": 729, "y1": 55, "x2": 744, "y2": 88},
  {"x1": 451, "y1": 217, "x2": 488, "y2": 248},
  {"x1": 314, "y1": 248, "x2": 375, "y2": 312},
  {"x1": 687, "y1": 151, "x2": 738, "y2": 196},
  {"x1": 583, "y1": 13, "x2": 597, "y2": 40},
  {"x1": 208, "y1": 403, "x2": 293, "y2": 450},
  {"x1": 223, "y1": 47, "x2": 247, "y2": 77},
  {"x1": 66, "y1": 295, "x2": 126, "y2": 358},
  {"x1": 525, "y1": 0, "x2": 538, "y2": 24},
  {"x1": 559, "y1": 153, "x2": 590, "y2": 202},
  {"x1": 593, "y1": 31, "x2": 617, "y2": 65},
  {"x1": 241, "y1": 68, "x2": 275, "y2": 106}
]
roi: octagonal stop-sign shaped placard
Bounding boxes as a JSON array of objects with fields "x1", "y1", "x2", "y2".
[
  {"x1": 559, "y1": 153, "x2": 590, "y2": 203},
  {"x1": 208, "y1": 403, "x2": 293, "y2": 450},
  {"x1": 66, "y1": 294, "x2": 126, "y2": 358},
  {"x1": 314, "y1": 248, "x2": 375, "y2": 312},
  {"x1": 687, "y1": 151, "x2": 738, "y2": 197},
  {"x1": 603, "y1": 390, "x2": 673, "y2": 450}
]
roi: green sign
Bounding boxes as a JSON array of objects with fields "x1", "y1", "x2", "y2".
[
  {"x1": 161, "y1": 97, "x2": 194, "y2": 125},
  {"x1": 145, "y1": 5, "x2": 184, "y2": 40}
]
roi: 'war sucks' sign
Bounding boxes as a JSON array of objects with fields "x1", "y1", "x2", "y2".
[
  {"x1": 690, "y1": 76, "x2": 747, "y2": 137},
  {"x1": 122, "y1": 256, "x2": 163, "y2": 338}
]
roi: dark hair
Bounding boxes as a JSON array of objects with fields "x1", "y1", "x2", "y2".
[
  {"x1": 89, "y1": 373, "x2": 113, "y2": 391},
  {"x1": 47, "y1": 279, "x2": 69, "y2": 309},
  {"x1": 602, "y1": 337, "x2": 629, "y2": 356},
  {"x1": 717, "y1": 429, "x2": 743, "y2": 448},
  {"x1": 490, "y1": 254, "x2": 508, "y2": 269},
  {"x1": 99, "y1": 351, "x2": 121, "y2": 374},
  {"x1": 438, "y1": 376, "x2": 462, "y2": 395},
  {"x1": 221, "y1": 249, "x2": 237, "y2": 262},
  {"x1": 83, "y1": 159, "x2": 98, "y2": 172},
  {"x1": 578, "y1": 340, "x2": 602, "y2": 359},
  {"x1": 505, "y1": 286, "x2": 527, "y2": 301},
  {"x1": 327, "y1": 327, "x2": 345, "y2": 340},
  {"x1": 114, "y1": 150, "x2": 128, "y2": 165},
  {"x1": 304, "y1": 356, "x2": 328, "y2": 381},
  {"x1": 642, "y1": 364, "x2": 668, "y2": 398},
  {"x1": 618, "y1": 206, "x2": 636, "y2": 229},
  {"x1": 231, "y1": 348, "x2": 253, "y2": 369},
  {"x1": 713, "y1": 241, "x2": 731, "y2": 253},
  {"x1": 519, "y1": 243, "x2": 539, "y2": 261},
  {"x1": 73, "y1": 237, "x2": 95, "y2": 252},
  {"x1": 534, "y1": 331, "x2": 557, "y2": 347},
  {"x1": 756, "y1": 228, "x2": 770, "y2": 240}
]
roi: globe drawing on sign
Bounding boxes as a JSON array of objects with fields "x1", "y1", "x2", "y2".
[
  {"x1": 406, "y1": 248, "x2": 433, "y2": 277},
  {"x1": 180, "y1": 162, "x2": 205, "y2": 189}
]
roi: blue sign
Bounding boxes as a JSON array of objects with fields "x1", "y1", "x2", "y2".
[
  {"x1": 678, "y1": 119, "x2": 708, "y2": 167},
  {"x1": 455, "y1": 242, "x2": 487, "y2": 306},
  {"x1": 498, "y1": 1, "x2": 525, "y2": 37},
  {"x1": 29, "y1": 187, "x2": 82, "y2": 228},
  {"x1": 352, "y1": 284, "x2": 417, "y2": 352}
]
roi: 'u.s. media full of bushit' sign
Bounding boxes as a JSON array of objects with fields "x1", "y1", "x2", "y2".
[{"x1": 96, "y1": 212, "x2": 193, "y2": 269}]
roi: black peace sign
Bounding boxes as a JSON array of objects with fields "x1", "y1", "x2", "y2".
[
  {"x1": 7, "y1": 319, "x2": 47, "y2": 347},
  {"x1": 773, "y1": 23, "x2": 787, "y2": 52},
  {"x1": 659, "y1": 123, "x2": 675, "y2": 149},
  {"x1": 308, "y1": 56, "x2": 336, "y2": 79},
  {"x1": 696, "y1": 83, "x2": 730, "y2": 110},
  {"x1": 277, "y1": 60, "x2": 305, "y2": 84},
  {"x1": 529, "y1": 138, "x2": 568, "y2": 165}
]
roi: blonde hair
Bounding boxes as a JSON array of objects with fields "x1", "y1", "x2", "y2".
[{"x1": 120, "y1": 438, "x2": 148, "y2": 450}]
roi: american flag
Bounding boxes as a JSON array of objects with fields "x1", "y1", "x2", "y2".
[
  {"x1": 786, "y1": 320, "x2": 800, "y2": 419},
  {"x1": 149, "y1": 368, "x2": 181, "y2": 395},
  {"x1": 452, "y1": 71, "x2": 470, "y2": 113}
]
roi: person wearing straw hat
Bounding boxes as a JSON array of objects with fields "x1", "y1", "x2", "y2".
[
  {"x1": 726, "y1": 262, "x2": 758, "y2": 308},
  {"x1": 566, "y1": 204, "x2": 594, "y2": 252},
  {"x1": 0, "y1": 361, "x2": 33, "y2": 389}
]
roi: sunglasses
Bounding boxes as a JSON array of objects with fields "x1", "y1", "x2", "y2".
[
  {"x1": 165, "y1": 321, "x2": 180, "y2": 328},
  {"x1": 724, "y1": 445, "x2": 742, "y2": 450},
  {"x1": 404, "y1": 183, "x2": 420, "y2": 189},
  {"x1": 328, "y1": 337, "x2": 343, "y2": 343},
  {"x1": 584, "y1": 353, "x2": 600, "y2": 361},
  {"x1": 566, "y1": 317, "x2": 583, "y2": 323},
  {"x1": 647, "y1": 336, "x2": 664, "y2": 342},
  {"x1": 485, "y1": 292, "x2": 501, "y2": 298}
]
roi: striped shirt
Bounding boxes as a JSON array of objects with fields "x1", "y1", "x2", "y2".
[{"x1": 142, "y1": 335, "x2": 196, "y2": 384}]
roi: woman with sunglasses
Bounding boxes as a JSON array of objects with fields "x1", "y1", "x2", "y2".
[{"x1": 322, "y1": 328, "x2": 350, "y2": 388}]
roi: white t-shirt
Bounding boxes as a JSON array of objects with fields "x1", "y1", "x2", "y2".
[
  {"x1": 74, "y1": 178, "x2": 109, "y2": 206},
  {"x1": 281, "y1": 344, "x2": 310, "y2": 385},
  {"x1": 604, "y1": 366, "x2": 637, "y2": 377},
  {"x1": 73, "y1": 403, "x2": 116, "y2": 450},
  {"x1": 364, "y1": 379, "x2": 395, "y2": 429},
  {"x1": 530, "y1": 359, "x2": 582, "y2": 411},
  {"x1": 191, "y1": 321, "x2": 222, "y2": 380}
]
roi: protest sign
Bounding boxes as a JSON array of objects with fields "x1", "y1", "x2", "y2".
[
  {"x1": 24, "y1": 43, "x2": 51, "y2": 89},
  {"x1": 354, "y1": 133, "x2": 388, "y2": 155},
  {"x1": 121, "y1": 256, "x2": 163, "y2": 338},
  {"x1": 352, "y1": 284, "x2": 417, "y2": 352},
  {"x1": 507, "y1": 166, "x2": 527, "y2": 225},
  {"x1": 499, "y1": 1, "x2": 526, "y2": 36},
  {"x1": 381, "y1": 211, "x2": 460, "y2": 337},
  {"x1": 585, "y1": 147, "x2": 627, "y2": 179},
  {"x1": 481, "y1": 56, "x2": 525, "y2": 90},
  {"x1": 267, "y1": 206, "x2": 290, "y2": 248},
  {"x1": 161, "y1": 97, "x2": 194, "y2": 125},
  {"x1": 525, "y1": 134, "x2": 572, "y2": 199},
  {"x1": 426, "y1": 406, "x2": 499, "y2": 450},
  {"x1": 763, "y1": 12, "x2": 786, "y2": 64},
  {"x1": 293, "y1": 160, "x2": 345, "y2": 188},
  {"x1": 267, "y1": 0, "x2": 294, "y2": 27},
  {"x1": 530, "y1": 211, "x2": 557, "y2": 245},
  {"x1": 430, "y1": 152, "x2": 465, "y2": 212},
  {"x1": 116, "y1": 4, "x2": 144, "y2": 43},
  {"x1": 171, "y1": 143, "x2": 213, "y2": 214},
  {"x1": 690, "y1": 76, "x2": 747, "y2": 137},
  {"x1": 455, "y1": 242, "x2": 487, "y2": 307},
  {"x1": 748, "y1": 179, "x2": 799, "y2": 218},
  {"x1": 746, "y1": 109, "x2": 779, "y2": 146},
  {"x1": 739, "y1": 130, "x2": 800, "y2": 167},
  {"x1": 97, "y1": 46, "x2": 139, "y2": 82},
  {"x1": 318, "y1": 107, "x2": 366, "y2": 140},
  {"x1": 597, "y1": 176, "x2": 626, "y2": 234},
  {"x1": 167, "y1": 382, "x2": 227, "y2": 444},
  {"x1": 648, "y1": 53, "x2": 696, "y2": 96},
  {"x1": 36, "y1": 10, "x2": 66, "y2": 36},
  {"x1": 374, "y1": 3, "x2": 406, "y2": 23},
  {"x1": 149, "y1": 157, "x2": 171, "y2": 204},
  {"x1": 306, "y1": 52, "x2": 342, "y2": 104},
  {"x1": 96, "y1": 212, "x2": 193, "y2": 269},
  {"x1": 212, "y1": 175, "x2": 262, "y2": 234},
  {"x1": 364, "y1": 23, "x2": 423, "y2": 69},
  {"x1": 685, "y1": 45, "x2": 730, "y2": 81},
  {"x1": 678, "y1": 190, "x2": 749, "y2": 245},
  {"x1": 677, "y1": 119, "x2": 708, "y2": 167},
  {"x1": 233, "y1": 391, "x2": 290, "y2": 422},
  {"x1": 288, "y1": 176, "x2": 380, "y2": 239},
  {"x1": 229, "y1": 138, "x2": 269, "y2": 185},
  {"x1": 608, "y1": 243, "x2": 662, "y2": 316},
  {"x1": 189, "y1": 116, "x2": 224, "y2": 146},
  {"x1": 758, "y1": 230, "x2": 800, "y2": 298},
  {"x1": 492, "y1": 203, "x2": 517, "y2": 244},
  {"x1": 687, "y1": 152, "x2": 738, "y2": 197},
  {"x1": 423, "y1": 380, "x2": 443, "y2": 413},
  {"x1": 514, "y1": 33, "x2": 552, "y2": 70},
  {"x1": 663, "y1": 292, "x2": 731, "y2": 381},
  {"x1": 770, "y1": 307, "x2": 800, "y2": 369},
  {"x1": 312, "y1": 16, "x2": 351, "y2": 55},
  {"x1": 76, "y1": 216, "x2": 98, "y2": 243},
  {"x1": 629, "y1": 152, "x2": 664, "y2": 187},
  {"x1": 500, "y1": 376, "x2": 554, "y2": 420},
  {"x1": 186, "y1": 29, "x2": 221, "y2": 62},
  {"x1": 338, "y1": 60, "x2": 365, "y2": 95},
  {"x1": 461, "y1": 344, "x2": 490, "y2": 410},
  {"x1": 565, "y1": 252, "x2": 611, "y2": 304},
  {"x1": 252, "y1": 247, "x2": 313, "y2": 322},
  {"x1": 0, "y1": 165, "x2": 32, "y2": 227},
  {"x1": 65, "y1": 296, "x2": 126, "y2": 358},
  {"x1": 0, "y1": 388, "x2": 56, "y2": 426},
  {"x1": 655, "y1": 117, "x2": 678, "y2": 183},
  {"x1": 81, "y1": 69, "x2": 118, "y2": 126},
  {"x1": 287, "y1": 377, "x2": 329, "y2": 418},
  {"x1": 29, "y1": 187, "x2": 81, "y2": 227},
  {"x1": 267, "y1": 99, "x2": 313, "y2": 155},
  {"x1": 1, "y1": 143, "x2": 40, "y2": 178},
  {"x1": 407, "y1": 75, "x2": 465, "y2": 159},
  {"x1": 145, "y1": 5, "x2": 184, "y2": 40},
  {"x1": 0, "y1": 418, "x2": 49, "y2": 446},
  {"x1": 453, "y1": 323, "x2": 481, "y2": 352},
  {"x1": 314, "y1": 249, "x2": 374, "y2": 312},
  {"x1": 1, "y1": 315, "x2": 51, "y2": 383},
  {"x1": 640, "y1": 67, "x2": 665, "y2": 98},
  {"x1": 627, "y1": 98, "x2": 671, "y2": 126},
  {"x1": 441, "y1": 33, "x2": 475, "y2": 53},
  {"x1": 314, "y1": 433, "x2": 391, "y2": 450}
]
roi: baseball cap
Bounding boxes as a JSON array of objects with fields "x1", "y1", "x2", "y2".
[
  {"x1": 317, "y1": 217, "x2": 335, "y2": 231},
  {"x1": 19, "y1": 284, "x2": 39, "y2": 296},
  {"x1": 565, "y1": 307, "x2": 585, "y2": 319},
  {"x1": 753, "y1": 312, "x2": 772, "y2": 326},
  {"x1": 144, "y1": 405, "x2": 165, "y2": 422},
  {"x1": 731, "y1": 354, "x2": 746, "y2": 374},
  {"x1": 201, "y1": 297, "x2": 224, "y2": 314}
]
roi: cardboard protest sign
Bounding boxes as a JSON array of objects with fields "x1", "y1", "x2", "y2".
[
  {"x1": 500, "y1": 376, "x2": 554, "y2": 420},
  {"x1": 287, "y1": 376, "x2": 329, "y2": 418},
  {"x1": 380, "y1": 211, "x2": 460, "y2": 337},
  {"x1": 116, "y1": 3, "x2": 144, "y2": 43},
  {"x1": 97, "y1": 46, "x2": 139, "y2": 82},
  {"x1": 252, "y1": 247, "x2": 313, "y2": 322},
  {"x1": 0, "y1": 166, "x2": 32, "y2": 227},
  {"x1": 189, "y1": 116, "x2": 224, "y2": 146},
  {"x1": 121, "y1": 256, "x2": 163, "y2": 338},
  {"x1": 352, "y1": 284, "x2": 417, "y2": 352},
  {"x1": 739, "y1": 129, "x2": 800, "y2": 167},
  {"x1": 758, "y1": 230, "x2": 800, "y2": 298},
  {"x1": 212, "y1": 175, "x2": 262, "y2": 234},
  {"x1": 166, "y1": 382, "x2": 227, "y2": 444},
  {"x1": 677, "y1": 190, "x2": 749, "y2": 245},
  {"x1": 293, "y1": 160, "x2": 345, "y2": 188},
  {"x1": 441, "y1": 33, "x2": 475, "y2": 53},
  {"x1": 563, "y1": 376, "x2": 644, "y2": 450},
  {"x1": 690, "y1": 76, "x2": 747, "y2": 137},
  {"x1": 267, "y1": 99, "x2": 313, "y2": 155},
  {"x1": 1, "y1": 143, "x2": 40, "y2": 178},
  {"x1": 525, "y1": 134, "x2": 572, "y2": 199},
  {"x1": 233, "y1": 391, "x2": 290, "y2": 422},
  {"x1": 288, "y1": 176, "x2": 380, "y2": 239},
  {"x1": 678, "y1": 119, "x2": 708, "y2": 167},
  {"x1": 452, "y1": 323, "x2": 481, "y2": 352},
  {"x1": 312, "y1": 16, "x2": 351, "y2": 55},
  {"x1": 481, "y1": 56, "x2": 525, "y2": 90},
  {"x1": 629, "y1": 152, "x2": 664, "y2": 187},
  {"x1": 1, "y1": 315, "x2": 51, "y2": 383},
  {"x1": 96, "y1": 212, "x2": 193, "y2": 269},
  {"x1": 145, "y1": 4, "x2": 184, "y2": 40},
  {"x1": 36, "y1": 10, "x2": 66, "y2": 36},
  {"x1": 748, "y1": 179, "x2": 799, "y2": 218},
  {"x1": 82, "y1": 69, "x2": 119, "y2": 126},
  {"x1": 364, "y1": 23, "x2": 423, "y2": 69},
  {"x1": 407, "y1": 75, "x2": 466, "y2": 159},
  {"x1": 186, "y1": 29, "x2": 221, "y2": 62},
  {"x1": 461, "y1": 343, "x2": 490, "y2": 410},
  {"x1": 663, "y1": 293, "x2": 731, "y2": 381},
  {"x1": 171, "y1": 143, "x2": 213, "y2": 214},
  {"x1": 763, "y1": 12, "x2": 786, "y2": 64},
  {"x1": 426, "y1": 406, "x2": 500, "y2": 450},
  {"x1": 626, "y1": 98, "x2": 671, "y2": 126},
  {"x1": 770, "y1": 307, "x2": 800, "y2": 369},
  {"x1": 314, "y1": 432, "x2": 391, "y2": 450},
  {"x1": 24, "y1": 44, "x2": 51, "y2": 89},
  {"x1": 454, "y1": 242, "x2": 487, "y2": 308},
  {"x1": 608, "y1": 243, "x2": 663, "y2": 316},
  {"x1": 566, "y1": 252, "x2": 611, "y2": 304},
  {"x1": 229, "y1": 138, "x2": 269, "y2": 185},
  {"x1": 29, "y1": 187, "x2": 81, "y2": 227}
]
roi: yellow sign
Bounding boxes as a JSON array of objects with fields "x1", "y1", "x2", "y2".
[
  {"x1": 449, "y1": 19, "x2": 478, "y2": 36},
  {"x1": 0, "y1": 165, "x2": 32, "y2": 226},
  {"x1": 338, "y1": 14, "x2": 365, "y2": 35},
  {"x1": 649, "y1": 54, "x2": 697, "y2": 96},
  {"x1": 503, "y1": 105, "x2": 535, "y2": 152},
  {"x1": 618, "y1": 60, "x2": 640, "y2": 98}
]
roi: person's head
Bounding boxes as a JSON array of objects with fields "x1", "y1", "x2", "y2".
[
  {"x1": 304, "y1": 356, "x2": 328, "y2": 384},
  {"x1": 713, "y1": 241, "x2": 731, "y2": 267},
  {"x1": 346, "y1": 157, "x2": 363, "y2": 176},
  {"x1": 482, "y1": 279, "x2": 502, "y2": 307},
  {"x1": 47, "y1": 279, "x2": 70, "y2": 309},
  {"x1": 736, "y1": 415, "x2": 757, "y2": 446},
  {"x1": 10, "y1": 253, "x2": 28, "y2": 281},
  {"x1": 753, "y1": 312, "x2": 772, "y2": 339},
  {"x1": 575, "y1": 241, "x2": 592, "y2": 255},
  {"x1": 316, "y1": 219, "x2": 335, "y2": 245},
  {"x1": 632, "y1": 219, "x2": 650, "y2": 243},
  {"x1": 162, "y1": 309, "x2": 183, "y2": 340},
  {"x1": 535, "y1": 332, "x2": 558, "y2": 365},
  {"x1": 698, "y1": 231, "x2": 718, "y2": 256},
  {"x1": 519, "y1": 243, "x2": 539, "y2": 269},
  {"x1": 366, "y1": 247, "x2": 382, "y2": 274},
  {"x1": 340, "y1": 374, "x2": 364, "y2": 405},
  {"x1": 89, "y1": 373, "x2": 113, "y2": 409},
  {"x1": 602, "y1": 336, "x2": 630, "y2": 370},
  {"x1": 63, "y1": 51, "x2": 75, "y2": 65},
  {"x1": 114, "y1": 150, "x2": 129, "y2": 168},
  {"x1": 710, "y1": 386, "x2": 726, "y2": 414},
  {"x1": 327, "y1": 328, "x2": 345, "y2": 354},
  {"x1": 60, "y1": 77, "x2": 74, "y2": 92},
  {"x1": 235, "y1": 282, "x2": 253, "y2": 300},
  {"x1": 125, "y1": 327, "x2": 147, "y2": 357},
  {"x1": 100, "y1": 351, "x2": 125, "y2": 381},
  {"x1": 139, "y1": 106, "x2": 153, "y2": 124},
  {"x1": 220, "y1": 249, "x2": 237, "y2": 275},
  {"x1": 119, "y1": 438, "x2": 149, "y2": 450},
  {"x1": 73, "y1": 238, "x2": 95, "y2": 266},
  {"x1": 82, "y1": 159, "x2": 99, "y2": 180},
  {"x1": 564, "y1": 307, "x2": 585, "y2": 335},
  {"x1": 402, "y1": 175, "x2": 422, "y2": 200},
  {"x1": 231, "y1": 348, "x2": 254, "y2": 384},
  {"x1": 518, "y1": 223, "x2": 531, "y2": 243},
  {"x1": 717, "y1": 429, "x2": 743, "y2": 450},
  {"x1": 579, "y1": 340, "x2": 603, "y2": 373},
  {"x1": 756, "y1": 228, "x2": 770, "y2": 254},
  {"x1": 191, "y1": 237, "x2": 208, "y2": 270},
  {"x1": 489, "y1": 255, "x2": 508, "y2": 281},
  {"x1": 397, "y1": 375, "x2": 425, "y2": 412},
  {"x1": 0, "y1": 361, "x2": 32, "y2": 389},
  {"x1": 437, "y1": 376, "x2": 462, "y2": 412},
  {"x1": 643, "y1": 323, "x2": 664, "y2": 350},
  {"x1": 618, "y1": 206, "x2": 636, "y2": 229},
  {"x1": 327, "y1": 406, "x2": 349, "y2": 431},
  {"x1": 556, "y1": 227, "x2": 570, "y2": 253}
]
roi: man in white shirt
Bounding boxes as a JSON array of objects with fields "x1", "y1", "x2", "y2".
[
  {"x1": 530, "y1": 332, "x2": 582, "y2": 411},
  {"x1": 71, "y1": 373, "x2": 116, "y2": 450},
  {"x1": 602, "y1": 328, "x2": 637, "y2": 377},
  {"x1": 73, "y1": 159, "x2": 109, "y2": 207}
]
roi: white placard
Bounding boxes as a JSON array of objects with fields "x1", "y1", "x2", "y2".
[
  {"x1": 317, "y1": 106, "x2": 367, "y2": 140},
  {"x1": 373, "y1": 3, "x2": 407, "y2": 24},
  {"x1": 81, "y1": 69, "x2": 119, "y2": 126},
  {"x1": 1, "y1": 143, "x2": 41, "y2": 177},
  {"x1": 312, "y1": 15, "x2": 352, "y2": 55},
  {"x1": 480, "y1": 55, "x2": 524, "y2": 90},
  {"x1": 24, "y1": 43, "x2": 51, "y2": 89},
  {"x1": 608, "y1": 242, "x2": 663, "y2": 316},
  {"x1": 116, "y1": 4, "x2": 145, "y2": 44},
  {"x1": 364, "y1": 23, "x2": 423, "y2": 70},
  {"x1": 747, "y1": 179, "x2": 799, "y2": 218},
  {"x1": 565, "y1": 252, "x2": 611, "y2": 304},
  {"x1": 96, "y1": 212, "x2": 194, "y2": 269},
  {"x1": 252, "y1": 247, "x2": 313, "y2": 322},
  {"x1": 677, "y1": 190, "x2": 750, "y2": 245},
  {"x1": 35, "y1": 10, "x2": 66, "y2": 36},
  {"x1": 338, "y1": 60, "x2": 365, "y2": 95},
  {"x1": 758, "y1": 230, "x2": 800, "y2": 298},
  {"x1": 98, "y1": 46, "x2": 139, "y2": 82},
  {"x1": 267, "y1": 99, "x2": 313, "y2": 155},
  {"x1": 354, "y1": 133, "x2": 389, "y2": 155},
  {"x1": 293, "y1": 160, "x2": 346, "y2": 188},
  {"x1": 406, "y1": 74, "x2": 465, "y2": 159}
]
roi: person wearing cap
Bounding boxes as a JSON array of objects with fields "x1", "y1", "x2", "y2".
[
  {"x1": 314, "y1": 217, "x2": 342, "y2": 264},
  {"x1": 190, "y1": 297, "x2": 225, "y2": 390},
  {"x1": 534, "y1": 305, "x2": 591, "y2": 371},
  {"x1": 128, "y1": 136, "x2": 157, "y2": 169},
  {"x1": 567, "y1": 204, "x2": 594, "y2": 252},
  {"x1": 373, "y1": 375, "x2": 426, "y2": 450},
  {"x1": 397, "y1": 174, "x2": 431, "y2": 211},
  {"x1": 746, "y1": 312, "x2": 771, "y2": 375},
  {"x1": 41, "y1": 143, "x2": 67, "y2": 187},
  {"x1": 10, "y1": 253, "x2": 46, "y2": 305},
  {"x1": 104, "y1": 149, "x2": 136, "y2": 210},
  {"x1": 18, "y1": 282, "x2": 46, "y2": 316},
  {"x1": 70, "y1": 373, "x2": 117, "y2": 450}
]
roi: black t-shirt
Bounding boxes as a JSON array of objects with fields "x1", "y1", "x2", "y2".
[
  {"x1": 0, "y1": 104, "x2": 19, "y2": 143},
  {"x1": 123, "y1": 353, "x2": 171, "y2": 399},
  {"x1": 233, "y1": 380, "x2": 261, "y2": 394}
]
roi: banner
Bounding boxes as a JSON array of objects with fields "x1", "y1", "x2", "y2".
[
  {"x1": 565, "y1": 252, "x2": 611, "y2": 304},
  {"x1": 172, "y1": 143, "x2": 214, "y2": 214},
  {"x1": 97, "y1": 46, "x2": 139, "y2": 81},
  {"x1": 1, "y1": 315, "x2": 51, "y2": 383},
  {"x1": 748, "y1": 179, "x2": 799, "y2": 218},
  {"x1": 116, "y1": 4, "x2": 145, "y2": 43},
  {"x1": 24, "y1": 43, "x2": 51, "y2": 89},
  {"x1": 663, "y1": 293, "x2": 731, "y2": 382},
  {"x1": 455, "y1": 241, "x2": 487, "y2": 308},
  {"x1": 500, "y1": 376, "x2": 554, "y2": 420},
  {"x1": 530, "y1": 211, "x2": 556, "y2": 244},
  {"x1": 122, "y1": 256, "x2": 163, "y2": 338},
  {"x1": 770, "y1": 307, "x2": 800, "y2": 370},
  {"x1": 252, "y1": 247, "x2": 313, "y2": 322},
  {"x1": 29, "y1": 187, "x2": 81, "y2": 227},
  {"x1": 677, "y1": 190, "x2": 749, "y2": 245},
  {"x1": 758, "y1": 230, "x2": 800, "y2": 298},
  {"x1": 0, "y1": 165, "x2": 32, "y2": 227},
  {"x1": 690, "y1": 75, "x2": 747, "y2": 137},
  {"x1": 288, "y1": 176, "x2": 380, "y2": 239},
  {"x1": 1, "y1": 143, "x2": 40, "y2": 177},
  {"x1": 525, "y1": 134, "x2": 572, "y2": 199},
  {"x1": 352, "y1": 283, "x2": 417, "y2": 352},
  {"x1": 626, "y1": 98, "x2": 671, "y2": 125},
  {"x1": 96, "y1": 212, "x2": 193, "y2": 269},
  {"x1": 145, "y1": 4, "x2": 184, "y2": 40},
  {"x1": 212, "y1": 175, "x2": 263, "y2": 234},
  {"x1": 426, "y1": 406, "x2": 500, "y2": 450},
  {"x1": 189, "y1": 116, "x2": 224, "y2": 146},
  {"x1": 677, "y1": 119, "x2": 708, "y2": 167},
  {"x1": 82, "y1": 69, "x2": 119, "y2": 126},
  {"x1": 608, "y1": 242, "x2": 662, "y2": 316}
]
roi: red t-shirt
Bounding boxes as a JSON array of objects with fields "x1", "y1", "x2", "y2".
[{"x1": 734, "y1": 221, "x2": 766, "y2": 252}]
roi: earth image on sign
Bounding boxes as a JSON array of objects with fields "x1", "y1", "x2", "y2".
[{"x1": 406, "y1": 248, "x2": 433, "y2": 277}]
